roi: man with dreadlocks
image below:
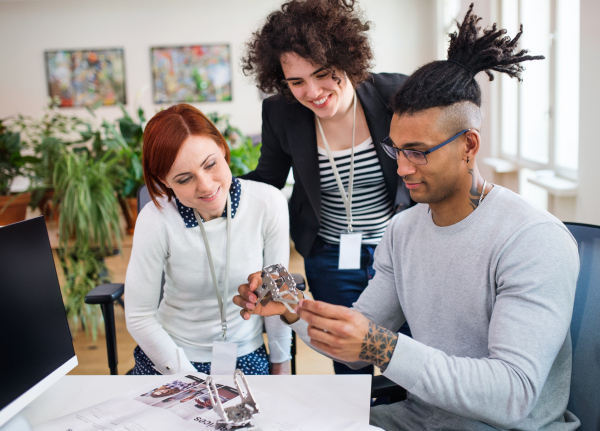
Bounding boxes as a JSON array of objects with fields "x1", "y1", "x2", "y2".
[{"x1": 234, "y1": 4, "x2": 580, "y2": 430}]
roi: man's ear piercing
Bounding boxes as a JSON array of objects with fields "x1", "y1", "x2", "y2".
[{"x1": 467, "y1": 157, "x2": 470, "y2": 163}]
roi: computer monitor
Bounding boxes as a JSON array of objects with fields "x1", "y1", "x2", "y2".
[{"x1": 0, "y1": 217, "x2": 78, "y2": 429}]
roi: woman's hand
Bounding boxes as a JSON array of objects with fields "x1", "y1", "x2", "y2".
[
  {"x1": 270, "y1": 360, "x2": 291, "y2": 375},
  {"x1": 233, "y1": 271, "x2": 303, "y2": 323}
]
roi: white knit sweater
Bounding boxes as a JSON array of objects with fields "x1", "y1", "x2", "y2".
[{"x1": 125, "y1": 179, "x2": 291, "y2": 374}]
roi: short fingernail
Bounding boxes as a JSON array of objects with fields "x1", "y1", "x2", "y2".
[
  {"x1": 249, "y1": 295, "x2": 256, "y2": 302},
  {"x1": 246, "y1": 303, "x2": 255, "y2": 310},
  {"x1": 298, "y1": 300, "x2": 304, "y2": 307}
]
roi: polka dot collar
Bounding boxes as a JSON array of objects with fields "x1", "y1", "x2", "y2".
[{"x1": 175, "y1": 177, "x2": 241, "y2": 228}]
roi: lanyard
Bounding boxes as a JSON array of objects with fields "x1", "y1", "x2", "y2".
[
  {"x1": 193, "y1": 194, "x2": 231, "y2": 340},
  {"x1": 315, "y1": 91, "x2": 357, "y2": 232}
]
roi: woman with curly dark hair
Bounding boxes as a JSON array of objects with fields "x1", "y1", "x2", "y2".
[{"x1": 241, "y1": 0, "x2": 412, "y2": 375}]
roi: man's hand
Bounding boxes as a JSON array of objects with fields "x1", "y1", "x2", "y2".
[
  {"x1": 270, "y1": 361, "x2": 291, "y2": 375},
  {"x1": 296, "y1": 300, "x2": 398, "y2": 371},
  {"x1": 233, "y1": 271, "x2": 303, "y2": 323}
]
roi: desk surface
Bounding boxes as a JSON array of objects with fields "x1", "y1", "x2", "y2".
[{"x1": 21, "y1": 375, "x2": 372, "y2": 426}]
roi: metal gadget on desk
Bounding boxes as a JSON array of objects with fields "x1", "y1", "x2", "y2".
[
  {"x1": 206, "y1": 370, "x2": 260, "y2": 430},
  {"x1": 253, "y1": 264, "x2": 300, "y2": 313}
]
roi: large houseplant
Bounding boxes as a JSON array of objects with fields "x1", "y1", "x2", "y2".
[
  {"x1": 0, "y1": 118, "x2": 35, "y2": 225},
  {"x1": 85, "y1": 103, "x2": 145, "y2": 234},
  {"x1": 14, "y1": 98, "x2": 83, "y2": 218},
  {"x1": 53, "y1": 146, "x2": 123, "y2": 338}
]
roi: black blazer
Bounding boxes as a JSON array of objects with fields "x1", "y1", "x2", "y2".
[{"x1": 243, "y1": 73, "x2": 413, "y2": 257}]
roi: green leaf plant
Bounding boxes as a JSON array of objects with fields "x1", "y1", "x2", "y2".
[
  {"x1": 52, "y1": 147, "x2": 123, "y2": 338},
  {"x1": 206, "y1": 112, "x2": 262, "y2": 177},
  {"x1": 86, "y1": 102, "x2": 145, "y2": 199},
  {"x1": 14, "y1": 97, "x2": 84, "y2": 210},
  {"x1": 0, "y1": 117, "x2": 36, "y2": 196}
]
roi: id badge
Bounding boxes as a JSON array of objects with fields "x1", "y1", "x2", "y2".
[
  {"x1": 211, "y1": 341, "x2": 238, "y2": 376},
  {"x1": 338, "y1": 230, "x2": 362, "y2": 270}
]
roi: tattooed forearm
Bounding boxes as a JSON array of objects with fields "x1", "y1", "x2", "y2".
[
  {"x1": 359, "y1": 322, "x2": 398, "y2": 371},
  {"x1": 467, "y1": 168, "x2": 480, "y2": 209}
]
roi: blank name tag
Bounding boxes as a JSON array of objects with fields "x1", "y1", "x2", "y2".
[
  {"x1": 338, "y1": 231, "x2": 362, "y2": 270},
  {"x1": 211, "y1": 341, "x2": 238, "y2": 376}
]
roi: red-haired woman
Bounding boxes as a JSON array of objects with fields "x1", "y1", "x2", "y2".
[{"x1": 125, "y1": 104, "x2": 291, "y2": 375}]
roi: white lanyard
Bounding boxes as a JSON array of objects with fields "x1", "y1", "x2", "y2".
[
  {"x1": 315, "y1": 92, "x2": 357, "y2": 232},
  {"x1": 193, "y1": 194, "x2": 231, "y2": 340}
]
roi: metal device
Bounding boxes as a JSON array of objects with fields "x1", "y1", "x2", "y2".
[
  {"x1": 253, "y1": 264, "x2": 300, "y2": 311},
  {"x1": 206, "y1": 369, "x2": 261, "y2": 430}
]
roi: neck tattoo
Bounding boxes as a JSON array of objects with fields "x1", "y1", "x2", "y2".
[{"x1": 427, "y1": 177, "x2": 488, "y2": 215}]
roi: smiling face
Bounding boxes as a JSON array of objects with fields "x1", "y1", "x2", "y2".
[
  {"x1": 280, "y1": 51, "x2": 354, "y2": 120},
  {"x1": 162, "y1": 135, "x2": 232, "y2": 221},
  {"x1": 390, "y1": 108, "x2": 474, "y2": 205}
]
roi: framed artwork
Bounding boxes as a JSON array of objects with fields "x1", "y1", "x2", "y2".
[
  {"x1": 44, "y1": 48, "x2": 126, "y2": 108},
  {"x1": 151, "y1": 44, "x2": 232, "y2": 104}
]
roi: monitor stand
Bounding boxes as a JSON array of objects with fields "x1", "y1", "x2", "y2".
[{"x1": 0, "y1": 415, "x2": 33, "y2": 431}]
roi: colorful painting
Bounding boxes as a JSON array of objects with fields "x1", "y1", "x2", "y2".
[
  {"x1": 151, "y1": 44, "x2": 232, "y2": 104},
  {"x1": 45, "y1": 48, "x2": 126, "y2": 108}
]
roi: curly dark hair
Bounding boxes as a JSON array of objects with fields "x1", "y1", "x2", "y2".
[
  {"x1": 391, "y1": 3, "x2": 545, "y2": 115},
  {"x1": 242, "y1": 0, "x2": 373, "y2": 100}
]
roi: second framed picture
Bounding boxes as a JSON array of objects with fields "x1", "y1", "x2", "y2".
[{"x1": 151, "y1": 44, "x2": 232, "y2": 104}]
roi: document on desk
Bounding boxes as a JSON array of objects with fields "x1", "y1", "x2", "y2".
[{"x1": 34, "y1": 373, "x2": 381, "y2": 431}]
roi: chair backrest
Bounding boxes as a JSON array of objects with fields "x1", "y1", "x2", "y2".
[
  {"x1": 137, "y1": 184, "x2": 151, "y2": 214},
  {"x1": 564, "y1": 222, "x2": 600, "y2": 431},
  {"x1": 137, "y1": 184, "x2": 165, "y2": 303}
]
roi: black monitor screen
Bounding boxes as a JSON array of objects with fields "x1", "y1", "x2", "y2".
[{"x1": 0, "y1": 217, "x2": 75, "y2": 410}]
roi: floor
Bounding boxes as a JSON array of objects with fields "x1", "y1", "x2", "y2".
[{"x1": 51, "y1": 229, "x2": 336, "y2": 376}]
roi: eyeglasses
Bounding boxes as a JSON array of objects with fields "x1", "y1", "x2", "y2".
[{"x1": 380, "y1": 129, "x2": 470, "y2": 165}]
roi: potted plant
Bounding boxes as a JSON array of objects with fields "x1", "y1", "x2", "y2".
[
  {"x1": 0, "y1": 118, "x2": 36, "y2": 225},
  {"x1": 14, "y1": 97, "x2": 83, "y2": 220},
  {"x1": 206, "y1": 112, "x2": 262, "y2": 177},
  {"x1": 112, "y1": 103, "x2": 145, "y2": 233},
  {"x1": 85, "y1": 103, "x2": 145, "y2": 234},
  {"x1": 53, "y1": 146, "x2": 123, "y2": 338}
]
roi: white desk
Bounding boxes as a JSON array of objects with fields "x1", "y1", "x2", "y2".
[{"x1": 21, "y1": 375, "x2": 372, "y2": 427}]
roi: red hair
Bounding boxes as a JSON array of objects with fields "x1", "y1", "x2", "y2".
[{"x1": 142, "y1": 104, "x2": 230, "y2": 208}]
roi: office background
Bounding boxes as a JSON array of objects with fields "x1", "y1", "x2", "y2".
[
  {"x1": 2, "y1": 0, "x2": 598, "y2": 224},
  {"x1": 0, "y1": 0, "x2": 598, "y2": 374}
]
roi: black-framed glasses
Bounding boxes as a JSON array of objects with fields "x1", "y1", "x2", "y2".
[{"x1": 380, "y1": 129, "x2": 470, "y2": 165}]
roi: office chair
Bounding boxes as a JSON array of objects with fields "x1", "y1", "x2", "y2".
[
  {"x1": 85, "y1": 185, "x2": 306, "y2": 375},
  {"x1": 563, "y1": 222, "x2": 600, "y2": 431},
  {"x1": 371, "y1": 222, "x2": 600, "y2": 426}
]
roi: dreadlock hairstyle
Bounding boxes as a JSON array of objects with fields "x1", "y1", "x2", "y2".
[{"x1": 391, "y1": 3, "x2": 545, "y2": 115}]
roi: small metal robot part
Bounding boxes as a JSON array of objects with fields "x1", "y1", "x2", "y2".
[
  {"x1": 253, "y1": 264, "x2": 300, "y2": 309},
  {"x1": 206, "y1": 369, "x2": 261, "y2": 430}
]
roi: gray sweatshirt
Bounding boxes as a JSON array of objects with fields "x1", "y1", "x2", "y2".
[{"x1": 292, "y1": 185, "x2": 580, "y2": 430}]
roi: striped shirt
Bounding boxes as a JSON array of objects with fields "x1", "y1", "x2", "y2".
[{"x1": 317, "y1": 137, "x2": 394, "y2": 244}]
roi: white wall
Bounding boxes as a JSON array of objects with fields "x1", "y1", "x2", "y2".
[
  {"x1": 576, "y1": 0, "x2": 600, "y2": 225},
  {"x1": 0, "y1": 0, "x2": 436, "y2": 135}
]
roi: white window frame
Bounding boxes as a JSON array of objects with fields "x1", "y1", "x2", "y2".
[{"x1": 494, "y1": 0, "x2": 579, "y2": 183}]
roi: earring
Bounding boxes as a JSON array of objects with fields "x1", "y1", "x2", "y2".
[{"x1": 467, "y1": 157, "x2": 470, "y2": 163}]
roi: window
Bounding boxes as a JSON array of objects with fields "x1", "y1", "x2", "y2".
[
  {"x1": 497, "y1": 0, "x2": 580, "y2": 178},
  {"x1": 494, "y1": 0, "x2": 580, "y2": 209}
]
